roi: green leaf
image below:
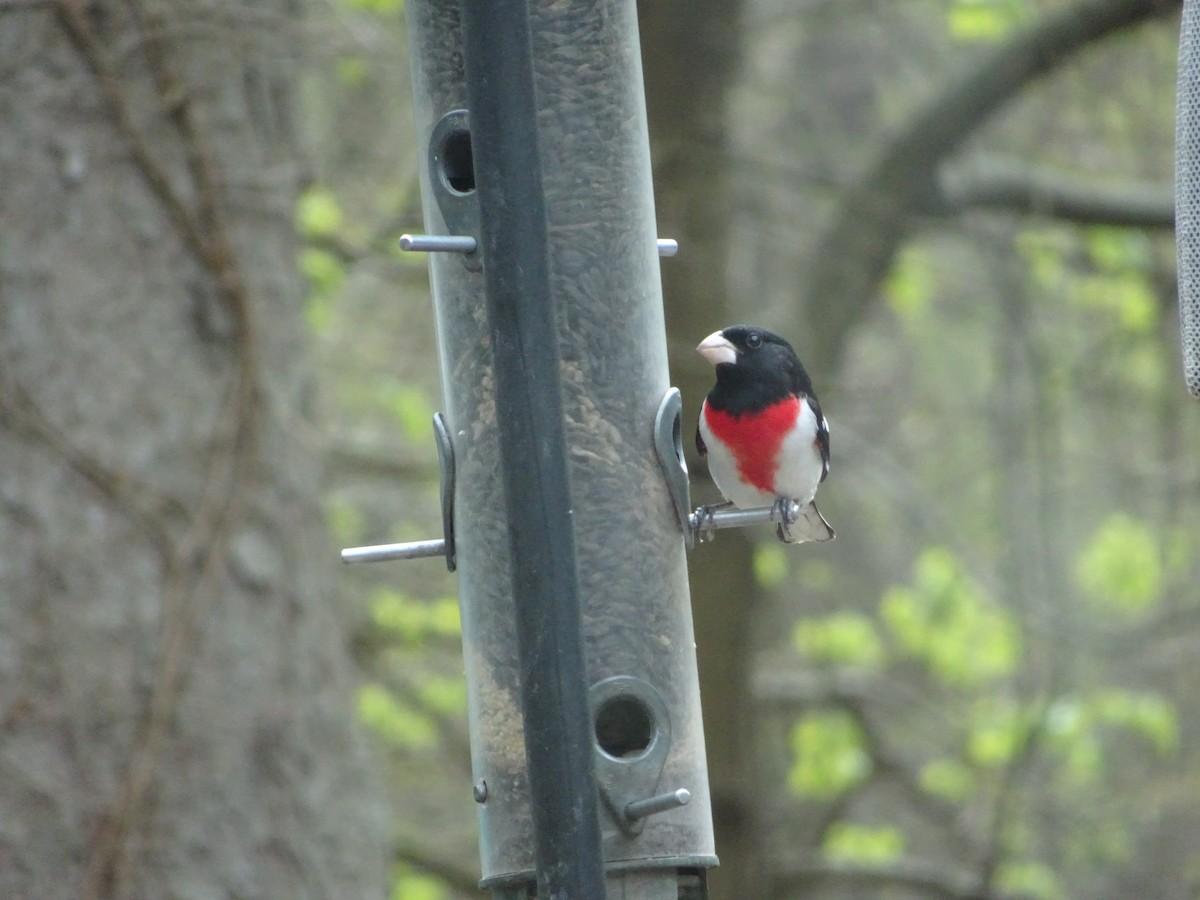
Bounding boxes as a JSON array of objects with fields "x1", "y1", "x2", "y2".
[
  {"x1": 1074, "y1": 514, "x2": 1162, "y2": 615},
  {"x1": 391, "y1": 864, "x2": 446, "y2": 900},
  {"x1": 947, "y1": 7, "x2": 1010, "y2": 41},
  {"x1": 880, "y1": 548, "x2": 1020, "y2": 686},
  {"x1": 967, "y1": 698, "x2": 1032, "y2": 768},
  {"x1": 1042, "y1": 689, "x2": 1176, "y2": 790},
  {"x1": 1042, "y1": 696, "x2": 1106, "y2": 784},
  {"x1": 370, "y1": 589, "x2": 462, "y2": 643},
  {"x1": 299, "y1": 247, "x2": 345, "y2": 298},
  {"x1": 883, "y1": 246, "x2": 933, "y2": 323},
  {"x1": 753, "y1": 543, "x2": 789, "y2": 588},
  {"x1": 345, "y1": 0, "x2": 404, "y2": 13},
  {"x1": 419, "y1": 674, "x2": 468, "y2": 717},
  {"x1": 1076, "y1": 272, "x2": 1158, "y2": 335},
  {"x1": 947, "y1": 0, "x2": 1030, "y2": 41},
  {"x1": 996, "y1": 861, "x2": 1064, "y2": 900},
  {"x1": 358, "y1": 683, "x2": 436, "y2": 748},
  {"x1": 1058, "y1": 730, "x2": 1103, "y2": 785},
  {"x1": 296, "y1": 186, "x2": 344, "y2": 239},
  {"x1": 919, "y1": 758, "x2": 976, "y2": 801},
  {"x1": 793, "y1": 612, "x2": 885, "y2": 668},
  {"x1": 822, "y1": 823, "x2": 905, "y2": 864},
  {"x1": 373, "y1": 381, "x2": 435, "y2": 443},
  {"x1": 1085, "y1": 226, "x2": 1152, "y2": 273},
  {"x1": 1015, "y1": 228, "x2": 1069, "y2": 293},
  {"x1": 337, "y1": 56, "x2": 369, "y2": 88},
  {"x1": 1090, "y1": 689, "x2": 1178, "y2": 756},
  {"x1": 787, "y1": 711, "x2": 871, "y2": 799}
]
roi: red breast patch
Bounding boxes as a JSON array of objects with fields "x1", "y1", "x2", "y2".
[{"x1": 704, "y1": 397, "x2": 801, "y2": 494}]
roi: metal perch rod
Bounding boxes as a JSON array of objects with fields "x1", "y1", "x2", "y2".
[
  {"x1": 340, "y1": 539, "x2": 446, "y2": 564},
  {"x1": 688, "y1": 501, "x2": 798, "y2": 537}
]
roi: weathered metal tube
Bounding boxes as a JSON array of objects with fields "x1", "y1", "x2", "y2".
[{"x1": 404, "y1": 0, "x2": 717, "y2": 894}]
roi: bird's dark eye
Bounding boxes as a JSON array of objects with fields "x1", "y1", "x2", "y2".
[{"x1": 746, "y1": 332, "x2": 762, "y2": 348}]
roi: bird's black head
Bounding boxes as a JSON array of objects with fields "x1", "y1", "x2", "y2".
[{"x1": 697, "y1": 325, "x2": 813, "y2": 412}]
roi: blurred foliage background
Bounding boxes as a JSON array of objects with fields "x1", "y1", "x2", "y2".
[{"x1": 303, "y1": 1, "x2": 1192, "y2": 898}]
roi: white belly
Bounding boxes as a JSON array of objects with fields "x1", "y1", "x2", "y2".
[{"x1": 699, "y1": 399, "x2": 824, "y2": 509}]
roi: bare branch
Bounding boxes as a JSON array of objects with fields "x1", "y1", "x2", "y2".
[
  {"x1": 934, "y1": 155, "x2": 1174, "y2": 228},
  {"x1": 803, "y1": 0, "x2": 1180, "y2": 374},
  {"x1": 755, "y1": 668, "x2": 873, "y2": 708},
  {"x1": 974, "y1": 699, "x2": 1052, "y2": 894}
]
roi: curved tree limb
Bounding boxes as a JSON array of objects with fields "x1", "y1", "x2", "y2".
[
  {"x1": 934, "y1": 154, "x2": 1175, "y2": 228},
  {"x1": 803, "y1": 0, "x2": 1181, "y2": 374}
]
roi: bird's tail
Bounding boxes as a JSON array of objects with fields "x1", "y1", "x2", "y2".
[{"x1": 778, "y1": 500, "x2": 835, "y2": 544}]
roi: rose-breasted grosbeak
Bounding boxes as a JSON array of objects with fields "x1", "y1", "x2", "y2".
[{"x1": 695, "y1": 325, "x2": 835, "y2": 543}]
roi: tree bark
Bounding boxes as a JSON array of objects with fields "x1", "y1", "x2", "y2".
[{"x1": 0, "y1": 2, "x2": 389, "y2": 897}]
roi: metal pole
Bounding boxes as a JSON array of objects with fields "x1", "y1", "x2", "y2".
[
  {"x1": 1177, "y1": 0, "x2": 1200, "y2": 398},
  {"x1": 460, "y1": 3, "x2": 606, "y2": 898},
  {"x1": 339, "y1": 539, "x2": 446, "y2": 564}
]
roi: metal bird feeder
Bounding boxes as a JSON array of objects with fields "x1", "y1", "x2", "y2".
[
  {"x1": 345, "y1": 0, "x2": 718, "y2": 896},
  {"x1": 1178, "y1": 0, "x2": 1200, "y2": 398}
]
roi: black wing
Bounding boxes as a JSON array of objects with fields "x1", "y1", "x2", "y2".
[
  {"x1": 695, "y1": 422, "x2": 707, "y2": 458},
  {"x1": 809, "y1": 393, "x2": 830, "y2": 482}
]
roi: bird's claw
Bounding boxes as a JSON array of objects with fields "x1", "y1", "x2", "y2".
[
  {"x1": 771, "y1": 497, "x2": 799, "y2": 543},
  {"x1": 693, "y1": 502, "x2": 733, "y2": 543}
]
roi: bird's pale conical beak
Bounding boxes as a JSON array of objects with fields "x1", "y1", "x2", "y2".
[{"x1": 696, "y1": 331, "x2": 737, "y2": 366}]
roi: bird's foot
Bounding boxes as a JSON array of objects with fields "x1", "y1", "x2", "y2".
[
  {"x1": 771, "y1": 497, "x2": 800, "y2": 543},
  {"x1": 694, "y1": 501, "x2": 732, "y2": 543}
]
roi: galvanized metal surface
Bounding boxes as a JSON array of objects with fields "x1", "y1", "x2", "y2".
[
  {"x1": 405, "y1": 0, "x2": 716, "y2": 892},
  {"x1": 1178, "y1": 0, "x2": 1200, "y2": 397}
]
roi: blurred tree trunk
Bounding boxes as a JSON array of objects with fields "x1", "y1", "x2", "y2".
[
  {"x1": 639, "y1": 4, "x2": 761, "y2": 899},
  {"x1": 0, "y1": 2, "x2": 388, "y2": 898}
]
